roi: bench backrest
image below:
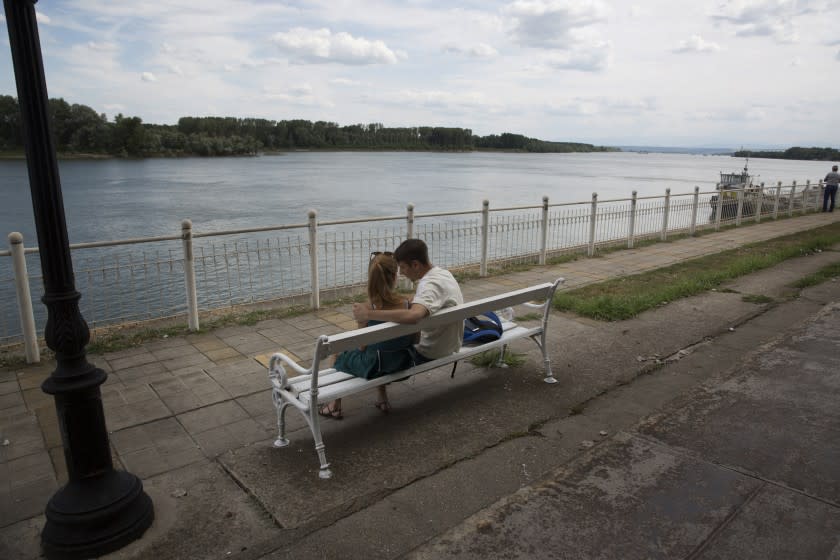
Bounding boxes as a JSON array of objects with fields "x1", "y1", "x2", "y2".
[{"x1": 320, "y1": 281, "x2": 558, "y2": 359}]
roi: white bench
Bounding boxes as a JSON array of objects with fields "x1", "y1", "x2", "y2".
[{"x1": 267, "y1": 277, "x2": 565, "y2": 479}]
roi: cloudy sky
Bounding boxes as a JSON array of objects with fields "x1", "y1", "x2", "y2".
[{"x1": 1, "y1": 0, "x2": 839, "y2": 147}]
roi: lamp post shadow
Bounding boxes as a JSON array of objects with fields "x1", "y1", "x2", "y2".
[{"x1": 3, "y1": 1, "x2": 154, "y2": 558}]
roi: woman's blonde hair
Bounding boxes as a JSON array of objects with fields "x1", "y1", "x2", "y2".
[{"x1": 368, "y1": 253, "x2": 403, "y2": 309}]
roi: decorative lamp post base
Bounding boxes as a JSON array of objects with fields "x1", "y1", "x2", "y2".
[{"x1": 42, "y1": 471, "x2": 154, "y2": 559}]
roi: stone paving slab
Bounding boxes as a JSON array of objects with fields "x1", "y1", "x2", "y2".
[
  {"x1": 0, "y1": 461, "x2": 284, "y2": 560},
  {"x1": 639, "y1": 304, "x2": 840, "y2": 504},
  {"x1": 408, "y1": 433, "x2": 764, "y2": 560},
  {"x1": 694, "y1": 484, "x2": 840, "y2": 560}
]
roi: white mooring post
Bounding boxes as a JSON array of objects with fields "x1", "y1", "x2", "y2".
[
  {"x1": 480, "y1": 200, "x2": 489, "y2": 276},
  {"x1": 756, "y1": 183, "x2": 764, "y2": 223},
  {"x1": 789, "y1": 181, "x2": 796, "y2": 217},
  {"x1": 735, "y1": 188, "x2": 744, "y2": 226},
  {"x1": 773, "y1": 181, "x2": 782, "y2": 219},
  {"x1": 8, "y1": 232, "x2": 39, "y2": 364},
  {"x1": 539, "y1": 196, "x2": 549, "y2": 265},
  {"x1": 588, "y1": 192, "x2": 598, "y2": 256},
  {"x1": 661, "y1": 188, "x2": 671, "y2": 241},
  {"x1": 628, "y1": 191, "x2": 637, "y2": 248},
  {"x1": 689, "y1": 186, "x2": 699, "y2": 235},
  {"x1": 181, "y1": 220, "x2": 199, "y2": 331},
  {"x1": 308, "y1": 210, "x2": 320, "y2": 310},
  {"x1": 406, "y1": 203, "x2": 414, "y2": 239},
  {"x1": 714, "y1": 184, "x2": 723, "y2": 231}
]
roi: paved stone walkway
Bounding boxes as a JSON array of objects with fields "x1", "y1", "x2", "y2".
[{"x1": 0, "y1": 212, "x2": 838, "y2": 555}]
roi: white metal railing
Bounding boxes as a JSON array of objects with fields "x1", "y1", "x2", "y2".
[{"x1": 0, "y1": 180, "x2": 826, "y2": 361}]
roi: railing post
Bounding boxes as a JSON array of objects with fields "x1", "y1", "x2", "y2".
[
  {"x1": 818, "y1": 180, "x2": 824, "y2": 212},
  {"x1": 539, "y1": 195, "x2": 549, "y2": 265},
  {"x1": 714, "y1": 184, "x2": 723, "y2": 231},
  {"x1": 588, "y1": 192, "x2": 597, "y2": 256},
  {"x1": 181, "y1": 220, "x2": 199, "y2": 331},
  {"x1": 802, "y1": 179, "x2": 811, "y2": 214},
  {"x1": 406, "y1": 203, "x2": 414, "y2": 239},
  {"x1": 789, "y1": 181, "x2": 796, "y2": 217},
  {"x1": 735, "y1": 187, "x2": 744, "y2": 226},
  {"x1": 308, "y1": 209, "x2": 320, "y2": 310},
  {"x1": 627, "y1": 191, "x2": 638, "y2": 248},
  {"x1": 8, "y1": 232, "x2": 39, "y2": 364},
  {"x1": 755, "y1": 183, "x2": 764, "y2": 223},
  {"x1": 773, "y1": 181, "x2": 782, "y2": 219},
  {"x1": 661, "y1": 188, "x2": 670, "y2": 241},
  {"x1": 689, "y1": 186, "x2": 699, "y2": 235},
  {"x1": 480, "y1": 199, "x2": 489, "y2": 276}
]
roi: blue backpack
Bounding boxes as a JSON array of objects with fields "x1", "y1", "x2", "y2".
[{"x1": 463, "y1": 311, "x2": 503, "y2": 344}]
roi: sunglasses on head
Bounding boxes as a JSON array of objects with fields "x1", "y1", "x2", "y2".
[{"x1": 370, "y1": 251, "x2": 394, "y2": 259}]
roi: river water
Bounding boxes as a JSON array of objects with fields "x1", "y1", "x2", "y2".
[{"x1": 0, "y1": 151, "x2": 830, "y2": 244}]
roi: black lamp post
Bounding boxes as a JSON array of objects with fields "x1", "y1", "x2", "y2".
[{"x1": 3, "y1": 1, "x2": 154, "y2": 558}]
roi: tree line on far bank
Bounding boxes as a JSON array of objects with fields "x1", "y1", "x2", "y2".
[
  {"x1": 734, "y1": 147, "x2": 840, "y2": 161},
  {"x1": 0, "y1": 95, "x2": 615, "y2": 157}
]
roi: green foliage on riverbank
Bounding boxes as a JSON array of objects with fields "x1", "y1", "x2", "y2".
[
  {"x1": 0, "y1": 94, "x2": 615, "y2": 158},
  {"x1": 553, "y1": 222, "x2": 840, "y2": 321},
  {"x1": 734, "y1": 147, "x2": 840, "y2": 161}
]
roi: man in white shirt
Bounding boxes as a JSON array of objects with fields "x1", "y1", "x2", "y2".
[{"x1": 352, "y1": 239, "x2": 464, "y2": 362}]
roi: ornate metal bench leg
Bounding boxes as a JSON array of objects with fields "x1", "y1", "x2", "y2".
[
  {"x1": 536, "y1": 333, "x2": 557, "y2": 384},
  {"x1": 495, "y1": 344, "x2": 508, "y2": 368},
  {"x1": 543, "y1": 355, "x2": 557, "y2": 384},
  {"x1": 307, "y1": 407, "x2": 333, "y2": 479},
  {"x1": 314, "y1": 441, "x2": 333, "y2": 479},
  {"x1": 272, "y1": 391, "x2": 290, "y2": 448}
]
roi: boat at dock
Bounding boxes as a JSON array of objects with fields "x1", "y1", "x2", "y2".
[{"x1": 709, "y1": 159, "x2": 765, "y2": 220}]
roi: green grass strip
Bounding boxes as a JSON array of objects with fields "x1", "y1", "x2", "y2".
[
  {"x1": 554, "y1": 222, "x2": 840, "y2": 321},
  {"x1": 792, "y1": 261, "x2": 840, "y2": 289}
]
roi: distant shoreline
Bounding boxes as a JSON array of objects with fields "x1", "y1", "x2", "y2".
[{"x1": 0, "y1": 147, "x2": 623, "y2": 160}]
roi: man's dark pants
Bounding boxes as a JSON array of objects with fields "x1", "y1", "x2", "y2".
[{"x1": 824, "y1": 185, "x2": 838, "y2": 212}]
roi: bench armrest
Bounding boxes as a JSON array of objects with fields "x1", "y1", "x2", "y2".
[{"x1": 269, "y1": 352, "x2": 311, "y2": 390}]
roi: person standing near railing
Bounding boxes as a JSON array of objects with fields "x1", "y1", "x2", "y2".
[{"x1": 824, "y1": 165, "x2": 840, "y2": 212}]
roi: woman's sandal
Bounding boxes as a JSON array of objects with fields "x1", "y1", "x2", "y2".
[
  {"x1": 374, "y1": 400, "x2": 391, "y2": 414},
  {"x1": 318, "y1": 402, "x2": 343, "y2": 420}
]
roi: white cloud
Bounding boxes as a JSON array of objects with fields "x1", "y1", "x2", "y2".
[
  {"x1": 504, "y1": 0, "x2": 608, "y2": 48},
  {"x1": 35, "y1": 11, "x2": 51, "y2": 24},
  {"x1": 673, "y1": 35, "x2": 721, "y2": 53},
  {"x1": 381, "y1": 89, "x2": 500, "y2": 112},
  {"x1": 541, "y1": 40, "x2": 612, "y2": 71},
  {"x1": 836, "y1": 49, "x2": 840, "y2": 61},
  {"x1": 272, "y1": 27, "x2": 401, "y2": 65},
  {"x1": 545, "y1": 96, "x2": 656, "y2": 117},
  {"x1": 141, "y1": 72, "x2": 157, "y2": 82},
  {"x1": 260, "y1": 83, "x2": 332, "y2": 107},
  {"x1": 710, "y1": 0, "x2": 827, "y2": 43},
  {"x1": 331, "y1": 78, "x2": 361, "y2": 86},
  {"x1": 442, "y1": 43, "x2": 499, "y2": 58},
  {"x1": 735, "y1": 21, "x2": 798, "y2": 42}
]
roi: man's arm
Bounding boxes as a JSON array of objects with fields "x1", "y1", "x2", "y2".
[{"x1": 353, "y1": 302, "x2": 428, "y2": 324}]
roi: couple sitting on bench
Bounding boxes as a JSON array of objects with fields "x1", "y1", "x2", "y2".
[{"x1": 318, "y1": 238, "x2": 464, "y2": 420}]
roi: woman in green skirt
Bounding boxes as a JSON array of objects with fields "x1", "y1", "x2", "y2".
[{"x1": 318, "y1": 252, "x2": 415, "y2": 419}]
